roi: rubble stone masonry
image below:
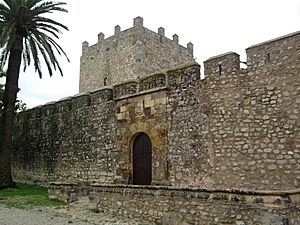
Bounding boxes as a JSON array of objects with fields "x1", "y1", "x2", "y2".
[
  {"x1": 12, "y1": 27, "x2": 300, "y2": 224},
  {"x1": 13, "y1": 30, "x2": 300, "y2": 191}
]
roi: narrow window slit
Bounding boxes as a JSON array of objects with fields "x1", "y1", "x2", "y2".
[{"x1": 267, "y1": 53, "x2": 271, "y2": 62}]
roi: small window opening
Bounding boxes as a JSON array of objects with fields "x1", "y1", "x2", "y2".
[
  {"x1": 104, "y1": 77, "x2": 107, "y2": 86},
  {"x1": 218, "y1": 65, "x2": 222, "y2": 75},
  {"x1": 267, "y1": 53, "x2": 271, "y2": 62}
]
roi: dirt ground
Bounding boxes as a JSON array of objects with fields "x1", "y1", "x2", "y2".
[{"x1": 0, "y1": 197, "x2": 147, "y2": 225}]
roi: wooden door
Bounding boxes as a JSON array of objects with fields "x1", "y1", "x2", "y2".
[{"x1": 133, "y1": 133, "x2": 152, "y2": 185}]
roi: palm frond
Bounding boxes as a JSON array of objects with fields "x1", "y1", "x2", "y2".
[
  {"x1": 29, "y1": 30, "x2": 54, "y2": 76},
  {"x1": 26, "y1": 0, "x2": 44, "y2": 9},
  {"x1": 0, "y1": 23, "x2": 15, "y2": 47},
  {"x1": 28, "y1": 33, "x2": 42, "y2": 77},
  {"x1": 38, "y1": 26, "x2": 59, "y2": 38},
  {"x1": 31, "y1": 1, "x2": 67, "y2": 16},
  {"x1": 0, "y1": 0, "x2": 68, "y2": 77},
  {"x1": 22, "y1": 37, "x2": 31, "y2": 71},
  {"x1": 3, "y1": 0, "x2": 15, "y2": 10},
  {"x1": 34, "y1": 16, "x2": 68, "y2": 31},
  {"x1": 0, "y1": 48, "x2": 9, "y2": 70}
]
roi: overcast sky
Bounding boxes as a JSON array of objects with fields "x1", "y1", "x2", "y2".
[{"x1": 15, "y1": 0, "x2": 300, "y2": 108}]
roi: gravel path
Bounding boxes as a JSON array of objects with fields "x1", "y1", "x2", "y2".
[{"x1": 0, "y1": 197, "x2": 145, "y2": 225}]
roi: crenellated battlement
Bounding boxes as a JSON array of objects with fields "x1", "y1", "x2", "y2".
[
  {"x1": 204, "y1": 52, "x2": 240, "y2": 79},
  {"x1": 246, "y1": 31, "x2": 300, "y2": 73},
  {"x1": 28, "y1": 25, "x2": 300, "y2": 119},
  {"x1": 113, "y1": 62, "x2": 200, "y2": 99},
  {"x1": 79, "y1": 17, "x2": 194, "y2": 93},
  {"x1": 23, "y1": 88, "x2": 113, "y2": 121},
  {"x1": 81, "y1": 17, "x2": 193, "y2": 56},
  {"x1": 203, "y1": 30, "x2": 300, "y2": 79},
  {"x1": 25, "y1": 26, "x2": 300, "y2": 121},
  {"x1": 24, "y1": 62, "x2": 200, "y2": 121}
]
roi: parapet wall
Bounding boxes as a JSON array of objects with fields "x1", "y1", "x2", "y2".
[
  {"x1": 113, "y1": 72, "x2": 166, "y2": 99},
  {"x1": 12, "y1": 88, "x2": 117, "y2": 183}
]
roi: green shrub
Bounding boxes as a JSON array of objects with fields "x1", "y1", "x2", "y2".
[{"x1": 90, "y1": 207, "x2": 100, "y2": 213}]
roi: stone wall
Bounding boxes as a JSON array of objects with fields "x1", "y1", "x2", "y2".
[
  {"x1": 79, "y1": 16, "x2": 193, "y2": 92},
  {"x1": 49, "y1": 182, "x2": 300, "y2": 225},
  {"x1": 166, "y1": 31, "x2": 300, "y2": 190},
  {"x1": 13, "y1": 30, "x2": 300, "y2": 192},
  {"x1": 12, "y1": 88, "x2": 117, "y2": 183},
  {"x1": 12, "y1": 72, "x2": 170, "y2": 185}
]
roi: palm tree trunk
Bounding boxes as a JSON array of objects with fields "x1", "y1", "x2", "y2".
[{"x1": 0, "y1": 33, "x2": 23, "y2": 189}]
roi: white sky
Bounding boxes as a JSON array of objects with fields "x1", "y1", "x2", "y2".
[{"x1": 15, "y1": 0, "x2": 300, "y2": 108}]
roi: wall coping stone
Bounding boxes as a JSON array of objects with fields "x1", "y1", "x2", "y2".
[
  {"x1": 139, "y1": 72, "x2": 165, "y2": 81},
  {"x1": 247, "y1": 30, "x2": 300, "y2": 49},
  {"x1": 165, "y1": 61, "x2": 200, "y2": 74},
  {"x1": 204, "y1": 51, "x2": 239, "y2": 62},
  {"x1": 43, "y1": 101, "x2": 56, "y2": 106},
  {"x1": 113, "y1": 79, "x2": 137, "y2": 88},
  {"x1": 88, "y1": 86, "x2": 113, "y2": 93},
  {"x1": 114, "y1": 86, "x2": 166, "y2": 101},
  {"x1": 72, "y1": 91, "x2": 91, "y2": 98}
]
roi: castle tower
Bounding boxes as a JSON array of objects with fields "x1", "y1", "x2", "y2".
[{"x1": 79, "y1": 17, "x2": 194, "y2": 93}]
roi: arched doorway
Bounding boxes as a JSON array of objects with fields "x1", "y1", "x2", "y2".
[{"x1": 132, "y1": 133, "x2": 152, "y2": 185}]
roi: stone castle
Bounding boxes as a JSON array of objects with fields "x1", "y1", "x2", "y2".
[{"x1": 12, "y1": 17, "x2": 300, "y2": 224}]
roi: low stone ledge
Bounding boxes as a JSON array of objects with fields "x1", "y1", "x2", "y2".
[
  {"x1": 90, "y1": 183, "x2": 300, "y2": 193},
  {"x1": 49, "y1": 182, "x2": 300, "y2": 205},
  {"x1": 48, "y1": 183, "x2": 300, "y2": 224},
  {"x1": 88, "y1": 184, "x2": 300, "y2": 224},
  {"x1": 48, "y1": 181, "x2": 89, "y2": 203},
  {"x1": 89, "y1": 184, "x2": 300, "y2": 205}
]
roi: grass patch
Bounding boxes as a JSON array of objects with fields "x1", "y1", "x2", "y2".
[
  {"x1": 0, "y1": 183, "x2": 47, "y2": 197},
  {"x1": 0, "y1": 183, "x2": 65, "y2": 209},
  {"x1": 90, "y1": 207, "x2": 100, "y2": 213}
]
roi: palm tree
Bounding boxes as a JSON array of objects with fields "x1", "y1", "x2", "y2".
[{"x1": 0, "y1": 0, "x2": 69, "y2": 189}]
